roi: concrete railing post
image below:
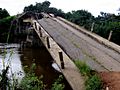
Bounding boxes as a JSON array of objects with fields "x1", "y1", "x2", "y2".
[
  {"x1": 39, "y1": 27, "x2": 42, "y2": 37},
  {"x1": 108, "y1": 30, "x2": 113, "y2": 41},
  {"x1": 59, "y1": 52, "x2": 65, "y2": 69},
  {"x1": 34, "y1": 22, "x2": 37, "y2": 30},
  {"x1": 91, "y1": 22, "x2": 94, "y2": 32},
  {"x1": 46, "y1": 37, "x2": 50, "y2": 48}
]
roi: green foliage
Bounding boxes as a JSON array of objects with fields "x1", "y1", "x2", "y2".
[
  {"x1": 74, "y1": 60, "x2": 91, "y2": 76},
  {"x1": 19, "y1": 63, "x2": 46, "y2": 90},
  {"x1": 24, "y1": 1, "x2": 51, "y2": 13},
  {"x1": 0, "y1": 66, "x2": 10, "y2": 90},
  {"x1": 65, "y1": 10, "x2": 94, "y2": 30},
  {"x1": 94, "y1": 13, "x2": 120, "y2": 45},
  {"x1": 51, "y1": 75, "x2": 65, "y2": 90},
  {"x1": 65, "y1": 10, "x2": 120, "y2": 45},
  {"x1": 0, "y1": 16, "x2": 16, "y2": 42},
  {"x1": 0, "y1": 48, "x2": 65, "y2": 90},
  {"x1": 20, "y1": 64, "x2": 65, "y2": 90},
  {"x1": 86, "y1": 75, "x2": 102, "y2": 90},
  {"x1": 74, "y1": 60, "x2": 102, "y2": 90},
  {"x1": 23, "y1": 1, "x2": 65, "y2": 17},
  {"x1": 19, "y1": 73, "x2": 45, "y2": 90},
  {"x1": 0, "y1": 8, "x2": 10, "y2": 19}
]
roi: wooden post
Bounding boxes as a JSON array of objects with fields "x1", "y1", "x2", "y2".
[
  {"x1": 34, "y1": 22, "x2": 37, "y2": 30},
  {"x1": 59, "y1": 52, "x2": 65, "y2": 69},
  {"x1": 46, "y1": 37, "x2": 50, "y2": 48},
  {"x1": 39, "y1": 27, "x2": 42, "y2": 37},
  {"x1": 108, "y1": 30, "x2": 113, "y2": 41},
  {"x1": 91, "y1": 22, "x2": 94, "y2": 32}
]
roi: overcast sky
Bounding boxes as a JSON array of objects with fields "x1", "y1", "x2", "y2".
[{"x1": 0, "y1": 0, "x2": 120, "y2": 16}]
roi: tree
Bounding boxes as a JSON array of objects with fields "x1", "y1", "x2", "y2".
[
  {"x1": 24, "y1": 4, "x2": 36, "y2": 12},
  {"x1": 0, "y1": 8, "x2": 10, "y2": 19},
  {"x1": 23, "y1": 1, "x2": 65, "y2": 17},
  {"x1": 48, "y1": 7, "x2": 65, "y2": 17},
  {"x1": 0, "y1": 16, "x2": 15, "y2": 42},
  {"x1": 42, "y1": 1, "x2": 51, "y2": 8},
  {"x1": 94, "y1": 12, "x2": 120, "y2": 45},
  {"x1": 23, "y1": 1, "x2": 51, "y2": 13},
  {"x1": 65, "y1": 10, "x2": 94, "y2": 30},
  {"x1": 41, "y1": 1, "x2": 51, "y2": 12}
]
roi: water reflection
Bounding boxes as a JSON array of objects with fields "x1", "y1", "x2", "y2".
[
  {"x1": 20, "y1": 46, "x2": 73, "y2": 89},
  {"x1": 0, "y1": 43, "x2": 72, "y2": 89},
  {"x1": 20, "y1": 46, "x2": 61, "y2": 88},
  {"x1": 0, "y1": 43, "x2": 25, "y2": 82}
]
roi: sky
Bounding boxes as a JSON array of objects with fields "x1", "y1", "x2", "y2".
[{"x1": 0, "y1": 0, "x2": 120, "y2": 16}]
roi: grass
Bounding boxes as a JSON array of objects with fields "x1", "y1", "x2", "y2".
[{"x1": 74, "y1": 60, "x2": 102, "y2": 90}]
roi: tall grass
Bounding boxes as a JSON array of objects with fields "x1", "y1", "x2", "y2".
[{"x1": 74, "y1": 60, "x2": 102, "y2": 90}]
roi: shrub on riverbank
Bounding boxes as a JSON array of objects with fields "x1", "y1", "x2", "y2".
[
  {"x1": 0, "y1": 16, "x2": 16, "y2": 42},
  {"x1": 0, "y1": 63, "x2": 65, "y2": 90},
  {"x1": 74, "y1": 60, "x2": 102, "y2": 90}
]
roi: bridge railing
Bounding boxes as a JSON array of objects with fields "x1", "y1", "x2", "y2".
[
  {"x1": 57, "y1": 16, "x2": 120, "y2": 54},
  {"x1": 31, "y1": 19, "x2": 85, "y2": 90}
]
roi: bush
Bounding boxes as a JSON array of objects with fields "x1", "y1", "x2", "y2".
[
  {"x1": 74, "y1": 60, "x2": 91, "y2": 76},
  {"x1": 19, "y1": 63, "x2": 45, "y2": 90},
  {"x1": 51, "y1": 75, "x2": 65, "y2": 90},
  {"x1": 86, "y1": 75, "x2": 102, "y2": 90},
  {"x1": 74, "y1": 60, "x2": 102, "y2": 90},
  {"x1": 19, "y1": 73, "x2": 45, "y2": 90}
]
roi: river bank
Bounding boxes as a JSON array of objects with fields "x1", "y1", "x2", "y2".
[{"x1": 0, "y1": 43, "x2": 72, "y2": 89}]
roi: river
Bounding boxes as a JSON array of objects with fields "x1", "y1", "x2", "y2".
[{"x1": 0, "y1": 43, "x2": 72, "y2": 89}]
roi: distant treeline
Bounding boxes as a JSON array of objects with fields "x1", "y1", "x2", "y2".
[
  {"x1": 24, "y1": 1, "x2": 120, "y2": 45},
  {"x1": 65, "y1": 11, "x2": 120, "y2": 45},
  {"x1": 24, "y1": 1, "x2": 65, "y2": 17},
  {"x1": 0, "y1": 1, "x2": 120, "y2": 45},
  {"x1": 0, "y1": 8, "x2": 16, "y2": 42}
]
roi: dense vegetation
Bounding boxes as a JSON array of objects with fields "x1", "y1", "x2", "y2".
[
  {"x1": 65, "y1": 11, "x2": 120, "y2": 45},
  {"x1": 23, "y1": 1, "x2": 120, "y2": 45},
  {"x1": 0, "y1": 8, "x2": 15, "y2": 42},
  {"x1": 74, "y1": 61, "x2": 102, "y2": 90},
  {"x1": 94, "y1": 12, "x2": 120, "y2": 45},
  {"x1": 24, "y1": 1, "x2": 65, "y2": 17},
  {"x1": 0, "y1": 8, "x2": 10, "y2": 19},
  {"x1": 0, "y1": 62, "x2": 65, "y2": 90},
  {"x1": 0, "y1": 16, "x2": 16, "y2": 42},
  {"x1": 65, "y1": 10, "x2": 94, "y2": 30}
]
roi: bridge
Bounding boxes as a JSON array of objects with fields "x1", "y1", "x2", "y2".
[
  {"x1": 38, "y1": 14, "x2": 120, "y2": 71},
  {"x1": 16, "y1": 12, "x2": 120, "y2": 90}
]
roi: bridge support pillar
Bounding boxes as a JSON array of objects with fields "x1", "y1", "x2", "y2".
[{"x1": 59, "y1": 52, "x2": 65, "y2": 69}]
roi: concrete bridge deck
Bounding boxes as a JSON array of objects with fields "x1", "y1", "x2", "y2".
[
  {"x1": 38, "y1": 17, "x2": 120, "y2": 71},
  {"x1": 32, "y1": 19, "x2": 85, "y2": 90}
]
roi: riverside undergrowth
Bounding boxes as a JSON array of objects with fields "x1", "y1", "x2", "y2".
[
  {"x1": 74, "y1": 60, "x2": 102, "y2": 90},
  {"x1": 0, "y1": 54, "x2": 65, "y2": 90}
]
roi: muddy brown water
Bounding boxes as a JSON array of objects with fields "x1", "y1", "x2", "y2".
[{"x1": 0, "y1": 43, "x2": 72, "y2": 90}]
